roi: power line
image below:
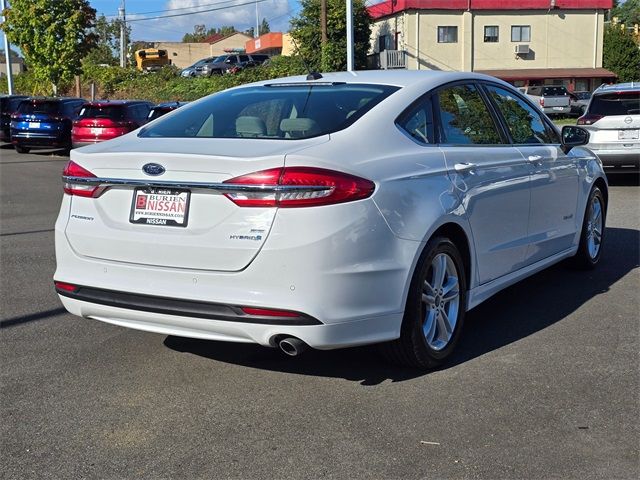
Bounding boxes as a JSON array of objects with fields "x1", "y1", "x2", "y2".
[
  {"x1": 126, "y1": 0, "x2": 269, "y2": 23},
  {"x1": 103, "y1": 0, "x2": 244, "y2": 18}
]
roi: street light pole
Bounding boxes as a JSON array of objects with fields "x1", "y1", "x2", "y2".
[
  {"x1": 1, "y1": 0, "x2": 15, "y2": 94},
  {"x1": 346, "y1": 0, "x2": 354, "y2": 71},
  {"x1": 255, "y1": 0, "x2": 259, "y2": 38},
  {"x1": 119, "y1": 0, "x2": 126, "y2": 67}
]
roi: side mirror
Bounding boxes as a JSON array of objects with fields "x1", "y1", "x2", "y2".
[{"x1": 561, "y1": 125, "x2": 589, "y2": 153}]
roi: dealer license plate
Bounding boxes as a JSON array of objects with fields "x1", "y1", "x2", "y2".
[
  {"x1": 29, "y1": 122, "x2": 40, "y2": 128},
  {"x1": 130, "y1": 187, "x2": 190, "y2": 227},
  {"x1": 618, "y1": 129, "x2": 639, "y2": 140}
]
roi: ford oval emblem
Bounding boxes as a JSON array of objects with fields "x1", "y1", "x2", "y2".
[
  {"x1": 624, "y1": 116, "x2": 632, "y2": 124},
  {"x1": 142, "y1": 163, "x2": 165, "y2": 176}
]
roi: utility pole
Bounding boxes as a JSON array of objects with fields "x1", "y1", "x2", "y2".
[
  {"x1": 119, "y1": 0, "x2": 126, "y2": 67},
  {"x1": 255, "y1": 0, "x2": 259, "y2": 38},
  {"x1": 1, "y1": 0, "x2": 14, "y2": 94},
  {"x1": 346, "y1": 0, "x2": 354, "y2": 71}
]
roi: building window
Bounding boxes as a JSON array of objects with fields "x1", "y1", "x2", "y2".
[
  {"x1": 438, "y1": 26, "x2": 458, "y2": 43},
  {"x1": 484, "y1": 26, "x2": 499, "y2": 43},
  {"x1": 511, "y1": 25, "x2": 531, "y2": 42}
]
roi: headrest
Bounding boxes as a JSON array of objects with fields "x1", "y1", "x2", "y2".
[{"x1": 236, "y1": 116, "x2": 266, "y2": 137}]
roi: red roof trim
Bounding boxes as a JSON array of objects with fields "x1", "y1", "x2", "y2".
[
  {"x1": 476, "y1": 67, "x2": 617, "y2": 80},
  {"x1": 368, "y1": 0, "x2": 613, "y2": 19}
]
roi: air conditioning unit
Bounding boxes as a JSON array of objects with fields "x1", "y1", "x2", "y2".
[{"x1": 515, "y1": 44, "x2": 530, "y2": 55}]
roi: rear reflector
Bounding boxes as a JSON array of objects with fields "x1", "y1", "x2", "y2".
[
  {"x1": 54, "y1": 281, "x2": 79, "y2": 293},
  {"x1": 241, "y1": 307, "x2": 301, "y2": 318},
  {"x1": 62, "y1": 161, "x2": 102, "y2": 197},
  {"x1": 223, "y1": 167, "x2": 375, "y2": 208}
]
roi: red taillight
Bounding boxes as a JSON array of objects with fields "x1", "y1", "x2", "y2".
[
  {"x1": 62, "y1": 160, "x2": 101, "y2": 197},
  {"x1": 539, "y1": 97, "x2": 545, "y2": 107},
  {"x1": 223, "y1": 167, "x2": 375, "y2": 208},
  {"x1": 241, "y1": 307, "x2": 300, "y2": 318},
  {"x1": 54, "y1": 281, "x2": 78, "y2": 292},
  {"x1": 577, "y1": 114, "x2": 603, "y2": 125}
]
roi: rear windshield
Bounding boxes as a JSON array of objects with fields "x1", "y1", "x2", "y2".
[
  {"x1": 542, "y1": 87, "x2": 568, "y2": 96},
  {"x1": 139, "y1": 83, "x2": 400, "y2": 140},
  {"x1": 589, "y1": 92, "x2": 640, "y2": 116},
  {"x1": 18, "y1": 101, "x2": 63, "y2": 115},
  {"x1": 78, "y1": 105, "x2": 126, "y2": 120}
]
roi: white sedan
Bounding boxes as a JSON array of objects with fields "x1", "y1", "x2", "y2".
[{"x1": 54, "y1": 70, "x2": 607, "y2": 369}]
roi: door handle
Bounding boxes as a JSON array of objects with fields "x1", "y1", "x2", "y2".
[
  {"x1": 527, "y1": 155, "x2": 543, "y2": 162},
  {"x1": 454, "y1": 162, "x2": 476, "y2": 172}
]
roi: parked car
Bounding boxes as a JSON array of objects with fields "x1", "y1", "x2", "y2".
[
  {"x1": 10, "y1": 97, "x2": 85, "y2": 153},
  {"x1": 181, "y1": 58, "x2": 214, "y2": 77},
  {"x1": 577, "y1": 82, "x2": 640, "y2": 168},
  {"x1": 55, "y1": 71, "x2": 606, "y2": 369},
  {"x1": 71, "y1": 100, "x2": 153, "y2": 148},
  {"x1": 522, "y1": 85, "x2": 572, "y2": 116},
  {"x1": 0, "y1": 94, "x2": 28, "y2": 142},
  {"x1": 226, "y1": 54, "x2": 271, "y2": 74},
  {"x1": 569, "y1": 90, "x2": 592, "y2": 116},
  {"x1": 146, "y1": 102, "x2": 188, "y2": 122},
  {"x1": 195, "y1": 54, "x2": 268, "y2": 76}
]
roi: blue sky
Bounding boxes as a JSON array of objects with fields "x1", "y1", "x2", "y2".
[{"x1": 88, "y1": 0, "x2": 302, "y2": 41}]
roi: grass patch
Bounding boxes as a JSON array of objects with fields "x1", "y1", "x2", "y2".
[{"x1": 553, "y1": 116, "x2": 577, "y2": 127}]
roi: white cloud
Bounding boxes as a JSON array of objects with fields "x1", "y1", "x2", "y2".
[{"x1": 128, "y1": 0, "x2": 292, "y2": 41}]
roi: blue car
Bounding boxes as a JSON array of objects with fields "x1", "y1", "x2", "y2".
[{"x1": 10, "y1": 97, "x2": 85, "y2": 153}]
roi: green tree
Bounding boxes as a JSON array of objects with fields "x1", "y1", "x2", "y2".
[
  {"x1": 290, "y1": 0, "x2": 372, "y2": 72},
  {"x1": 83, "y1": 14, "x2": 127, "y2": 66},
  {"x1": 1, "y1": 0, "x2": 97, "y2": 93},
  {"x1": 603, "y1": 24, "x2": 640, "y2": 81},
  {"x1": 183, "y1": 24, "x2": 236, "y2": 42},
  {"x1": 612, "y1": 0, "x2": 640, "y2": 26},
  {"x1": 259, "y1": 18, "x2": 270, "y2": 35}
]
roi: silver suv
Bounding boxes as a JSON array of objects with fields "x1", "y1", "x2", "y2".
[{"x1": 577, "y1": 83, "x2": 640, "y2": 168}]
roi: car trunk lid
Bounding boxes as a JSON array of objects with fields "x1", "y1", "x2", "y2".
[{"x1": 63, "y1": 136, "x2": 329, "y2": 272}]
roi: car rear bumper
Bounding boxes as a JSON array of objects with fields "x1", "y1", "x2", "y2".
[
  {"x1": 72, "y1": 140, "x2": 101, "y2": 149},
  {"x1": 11, "y1": 132, "x2": 69, "y2": 148},
  {"x1": 542, "y1": 106, "x2": 571, "y2": 115},
  {"x1": 54, "y1": 196, "x2": 417, "y2": 349},
  {"x1": 57, "y1": 295, "x2": 400, "y2": 349},
  {"x1": 589, "y1": 147, "x2": 640, "y2": 167}
]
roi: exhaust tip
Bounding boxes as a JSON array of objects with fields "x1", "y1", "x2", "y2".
[{"x1": 278, "y1": 337, "x2": 307, "y2": 357}]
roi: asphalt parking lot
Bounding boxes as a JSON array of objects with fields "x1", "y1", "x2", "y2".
[{"x1": 1, "y1": 145, "x2": 638, "y2": 479}]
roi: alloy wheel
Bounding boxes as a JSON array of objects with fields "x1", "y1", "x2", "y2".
[
  {"x1": 587, "y1": 195, "x2": 603, "y2": 259},
  {"x1": 421, "y1": 253, "x2": 460, "y2": 351}
]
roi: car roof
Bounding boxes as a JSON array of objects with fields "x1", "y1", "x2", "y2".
[
  {"x1": 250, "y1": 70, "x2": 509, "y2": 89},
  {"x1": 25, "y1": 97, "x2": 84, "y2": 103},
  {"x1": 82, "y1": 100, "x2": 150, "y2": 106},
  {"x1": 594, "y1": 82, "x2": 640, "y2": 94},
  {"x1": 153, "y1": 101, "x2": 188, "y2": 108}
]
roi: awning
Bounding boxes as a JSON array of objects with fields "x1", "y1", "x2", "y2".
[{"x1": 475, "y1": 67, "x2": 617, "y2": 81}]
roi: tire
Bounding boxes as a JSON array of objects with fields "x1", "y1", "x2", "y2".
[
  {"x1": 571, "y1": 186, "x2": 606, "y2": 269},
  {"x1": 15, "y1": 145, "x2": 30, "y2": 154},
  {"x1": 382, "y1": 236, "x2": 467, "y2": 369}
]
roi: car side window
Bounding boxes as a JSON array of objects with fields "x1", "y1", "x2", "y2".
[
  {"x1": 485, "y1": 84, "x2": 560, "y2": 144},
  {"x1": 396, "y1": 96, "x2": 435, "y2": 144},
  {"x1": 435, "y1": 84, "x2": 504, "y2": 145}
]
